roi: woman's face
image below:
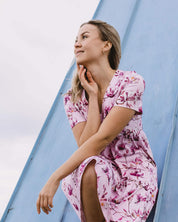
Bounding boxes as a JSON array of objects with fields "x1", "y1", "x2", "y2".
[{"x1": 74, "y1": 24, "x2": 106, "y2": 66}]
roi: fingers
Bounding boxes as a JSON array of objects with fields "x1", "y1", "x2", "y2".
[
  {"x1": 77, "y1": 64, "x2": 94, "y2": 83},
  {"x1": 77, "y1": 65, "x2": 87, "y2": 85},
  {"x1": 36, "y1": 194, "x2": 53, "y2": 215},
  {"x1": 36, "y1": 196, "x2": 41, "y2": 214},
  {"x1": 85, "y1": 71, "x2": 93, "y2": 82},
  {"x1": 43, "y1": 196, "x2": 52, "y2": 214},
  {"x1": 48, "y1": 197, "x2": 54, "y2": 208},
  {"x1": 40, "y1": 195, "x2": 48, "y2": 214},
  {"x1": 77, "y1": 63, "x2": 80, "y2": 73},
  {"x1": 77, "y1": 64, "x2": 85, "y2": 79}
]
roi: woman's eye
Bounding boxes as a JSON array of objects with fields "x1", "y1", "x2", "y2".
[{"x1": 82, "y1": 35, "x2": 88, "y2": 39}]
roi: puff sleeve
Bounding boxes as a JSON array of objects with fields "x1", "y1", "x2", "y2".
[
  {"x1": 114, "y1": 72, "x2": 145, "y2": 115},
  {"x1": 63, "y1": 91, "x2": 86, "y2": 128}
]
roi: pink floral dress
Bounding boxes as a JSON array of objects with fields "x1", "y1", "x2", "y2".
[{"x1": 62, "y1": 69, "x2": 158, "y2": 222}]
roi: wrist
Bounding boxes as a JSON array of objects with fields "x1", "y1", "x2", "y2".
[
  {"x1": 88, "y1": 92, "x2": 98, "y2": 100},
  {"x1": 51, "y1": 169, "x2": 63, "y2": 182}
]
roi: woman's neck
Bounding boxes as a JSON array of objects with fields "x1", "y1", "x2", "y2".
[{"x1": 86, "y1": 63, "x2": 116, "y2": 92}]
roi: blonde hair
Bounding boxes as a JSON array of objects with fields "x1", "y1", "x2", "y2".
[{"x1": 69, "y1": 20, "x2": 121, "y2": 103}]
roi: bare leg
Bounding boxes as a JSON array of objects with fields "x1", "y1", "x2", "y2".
[{"x1": 81, "y1": 160, "x2": 105, "y2": 222}]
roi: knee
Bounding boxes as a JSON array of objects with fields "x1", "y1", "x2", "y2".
[{"x1": 82, "y1": 161, "x2": 97, "y2": 189}]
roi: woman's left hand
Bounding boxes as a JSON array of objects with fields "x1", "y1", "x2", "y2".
[{"x1": 36, "y1": 174, "x2": 60, "y2": 215}]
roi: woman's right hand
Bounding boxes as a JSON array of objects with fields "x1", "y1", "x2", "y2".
[{"x1": 77, "y1": 64, "x2": 98, "y2": 97}]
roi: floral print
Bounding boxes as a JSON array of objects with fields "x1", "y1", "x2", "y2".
[{"x1": 62, "y1": 70, "x2": 158, "y2": 222}]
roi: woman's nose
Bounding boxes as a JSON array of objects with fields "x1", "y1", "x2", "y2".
[{"x1": 74, "y1": 40, "x2": 82, "y2": 48}]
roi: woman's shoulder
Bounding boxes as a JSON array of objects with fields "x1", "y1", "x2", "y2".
[
  {"x1": 63, "y1": 89, "x2": 72, "y2": 105},
  {"x1": 63, "y1": 88, "x2": 87, "y2": 106},
  {"x1": 114, "y1": 69, "x2": 145, "y2": 89},
  {"x1": 116, "y1": 69, "x2": 144, "y2": 81}
]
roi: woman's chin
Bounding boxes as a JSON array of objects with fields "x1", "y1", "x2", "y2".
[{"x1": 75, "y1": 59, "x2": 87, "y2": 66}]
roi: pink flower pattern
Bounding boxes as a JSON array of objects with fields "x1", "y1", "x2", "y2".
[{"x1": 62, "y1": 70, "x2": 158, "y2": 222}]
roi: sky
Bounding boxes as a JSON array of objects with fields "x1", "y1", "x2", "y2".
[{"x1": 0, "y1": 0, "x2": 99, "y2": 218}]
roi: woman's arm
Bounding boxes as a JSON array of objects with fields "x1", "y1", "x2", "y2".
[
  {"x1": 36, "y1": 106, "x2": 135, "y2": 214},
  {"x1": 73, "y1": 65, "x2": 101, "y2": 146},
  {"x1": 54, "y1": 106, "x2": 135, "y2": 180},
  {"x1": 73, "y1": 94, "x2": 101, "y2": 146}
]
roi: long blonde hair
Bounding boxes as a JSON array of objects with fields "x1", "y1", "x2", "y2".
[{"x1": 69, "y1": 20, "x2": 121, "y2": 103}]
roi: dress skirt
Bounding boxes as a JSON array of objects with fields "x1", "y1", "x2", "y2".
[{"x1": 61, "y1": 154, "x2": 158, "y2": 222}]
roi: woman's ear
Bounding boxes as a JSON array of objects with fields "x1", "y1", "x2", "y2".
[{"x1": 103, "y1": 41, "x2": 112, "y2": 54}]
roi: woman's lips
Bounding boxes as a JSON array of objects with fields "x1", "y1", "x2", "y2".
[{"x1": 75, "y1": 50, "x2": 84, "y2": 56}]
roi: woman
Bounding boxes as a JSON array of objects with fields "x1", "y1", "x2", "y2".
[{"x1": 36, "y1": 20, "x2": 158, "y2": 222}]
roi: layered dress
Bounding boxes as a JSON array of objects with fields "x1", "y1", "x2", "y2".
[{"x1": 62, "y1": 69, "x2": 158, "y2": 222}]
